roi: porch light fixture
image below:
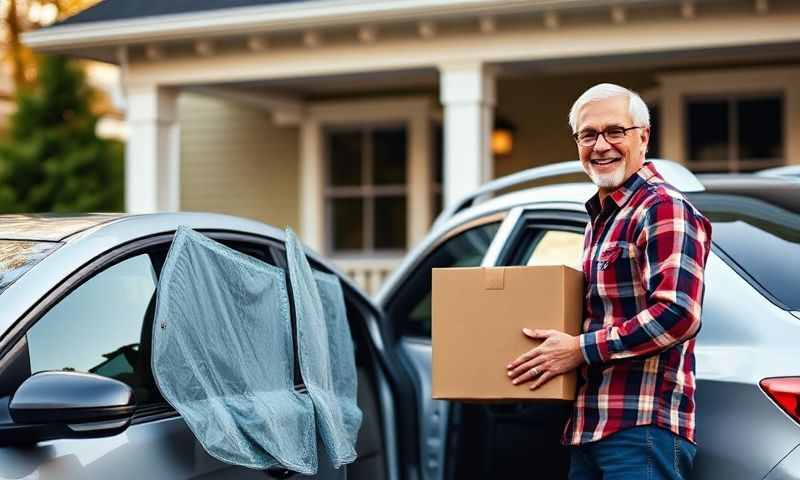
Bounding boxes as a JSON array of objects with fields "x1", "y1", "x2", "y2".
[{"x1": 492, "y1": 117, "x2": 516, "y2": 157}]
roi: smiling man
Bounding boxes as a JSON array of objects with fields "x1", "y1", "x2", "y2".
[{"x1": 507, "y1": 83, "x2": 712, "y2": 479}]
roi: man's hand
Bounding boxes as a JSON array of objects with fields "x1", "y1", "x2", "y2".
[{"x1": 506, "y1": 328, "x2": 585, "y2": 390}]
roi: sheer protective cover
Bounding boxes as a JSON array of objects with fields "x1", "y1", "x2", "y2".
[
  {"x1": 285, "y1": 228, "x2": 362, "y2": 468},
  {"x1": 151, "y1": 227, "x2": 318, "y2": 474}
]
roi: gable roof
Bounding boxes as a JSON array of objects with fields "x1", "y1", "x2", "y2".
[{"x1": 58, "y1": 0, "x2": 309, "y2": 26}]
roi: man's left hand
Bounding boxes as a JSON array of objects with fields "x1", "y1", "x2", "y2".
[{"x1": 506, "y1": 329, "x2": 585, "y2": 390}]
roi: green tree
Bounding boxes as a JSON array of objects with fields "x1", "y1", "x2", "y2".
[{"x1": 0, "y1": 54, "x2": 123, "y2": 213}]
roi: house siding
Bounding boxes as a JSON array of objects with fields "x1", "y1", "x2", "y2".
[{"x1": 179, "y1": 93, "x2": 299, "y2": 229}]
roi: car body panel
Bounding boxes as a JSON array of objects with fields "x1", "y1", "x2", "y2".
[
  {"x1": 765, "y1": 444, "x2": 800, "y2": 480},
  {"x1": 693, "y1": 254, "x2": 800, "y2": 479}
]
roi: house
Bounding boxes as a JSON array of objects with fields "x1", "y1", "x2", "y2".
[{"x1": 23, "y1": 0, "x2": 800, "y2": 292}]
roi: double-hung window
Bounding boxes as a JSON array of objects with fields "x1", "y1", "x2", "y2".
[
  {"x1": 685, "y1": 94, "x2": 784, "y2": 172},
  {"x1": 325, "y1": 125, "x2": 408, "y2": 255}
]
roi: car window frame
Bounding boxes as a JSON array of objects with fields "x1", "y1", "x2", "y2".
[
  {"x1": 383, "y1": 212, "x2": 506, "y2": 342},
  {"x1": 494, "y1": 209, "x2": 589, "y2": 267},
  {"x1": 0, "y1": 230, "x2": 285, "y2": 424}
]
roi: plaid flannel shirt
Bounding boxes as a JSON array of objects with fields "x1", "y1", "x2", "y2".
[{"x1": 563, "y1": 162, "x2": 712, "y2": 446}]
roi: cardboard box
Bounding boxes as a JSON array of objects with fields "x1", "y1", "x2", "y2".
[{"x1": 432, "y1": 265, "x2": 584, "y2": 401}]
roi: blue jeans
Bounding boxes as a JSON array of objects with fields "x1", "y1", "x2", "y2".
[{"x1": 568, "y1": 425, "x2": 696, "y2": 480}]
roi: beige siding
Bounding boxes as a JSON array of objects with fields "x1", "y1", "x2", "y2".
[{"x1": 178, "y1": 93, "x2": 299, "y2": 229}]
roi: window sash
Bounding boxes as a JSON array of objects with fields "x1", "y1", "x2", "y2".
[
  {"x1": 324, "y1": 124, "x2": 409, "y2": 255},
  {"x1": 684, "y1": 92, "x2": 785, "y2": 172}
]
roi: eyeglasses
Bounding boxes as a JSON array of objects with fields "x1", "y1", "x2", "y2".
[{"x1": 572, "y1": 126, "x2": 644, "y2": 147}]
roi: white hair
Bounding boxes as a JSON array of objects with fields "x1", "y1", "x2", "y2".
[{"x1": 568, "y1": 83, "x2": 650, "y2": 132}]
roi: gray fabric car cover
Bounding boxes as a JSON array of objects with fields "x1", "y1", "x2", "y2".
[
  {"x1": 285, "y1": 228, "x2": 362, "y2": 468},
  {"x1": 151, "y1": 226, "x2": 318, "y2": 474}
]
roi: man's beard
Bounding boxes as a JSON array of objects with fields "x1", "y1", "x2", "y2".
[{"x1": 584, "y1": 161, "x2": 627, "y2": 189}]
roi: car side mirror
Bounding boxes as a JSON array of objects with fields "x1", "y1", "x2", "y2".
[{"x1": 2, "y1": 371, "x2": 136, "y2": 445}]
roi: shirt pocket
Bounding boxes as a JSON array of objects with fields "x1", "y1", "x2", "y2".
[
  {"x1": 597, "y1": 246, "x2": 622, "y2": 270},
  {"x1": 593, "y1": 241, "x2": 640, "y2": 299}
]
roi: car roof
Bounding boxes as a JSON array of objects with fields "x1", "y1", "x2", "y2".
[
  {"x1": 696, "y1": 173, "x2": 800, "y2": 213},
  {"x1": 0, "y1": 212, "x2": 369, "y2": 335},
  {"x1": 0, "y1": 213, "x2": 126, "y2": 241},
  {"x1": 377, "y1": 169, "x2": 800, "y2": 303}
]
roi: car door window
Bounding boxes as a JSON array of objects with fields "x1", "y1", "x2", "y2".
[
  {"x1": 500, "y1": 215, "x2": 585, "y2": 269},
  {"x1": 25, "y1": 235, "x2": 277, "y2": 409},
  {"x1": 387, "y1": 221, "x2": 501, "y2": 338},
  {"x1": 523, "y1": 230, "x2": 584, "y2": 270},
  {"x1": 27, "y1": 253, "x2": 161, "y2": 404}
]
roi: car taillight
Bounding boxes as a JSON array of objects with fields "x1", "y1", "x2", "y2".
[{"x1": 761, "y1": 377, "x2": 800, "y2": 424}]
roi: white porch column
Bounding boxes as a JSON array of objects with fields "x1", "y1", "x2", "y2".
[
  {"x1": 124, "y1": 84, "x2": 180, "y2": 212},
  {"x1": 299, "y1": 117, "x2": 325, "y2": 252},
  {"x1": 439, "y1": 61, "x2": 495, "y2": 208}
]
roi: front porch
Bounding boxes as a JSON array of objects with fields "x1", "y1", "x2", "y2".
[{"x1": 29, "y1": 0, "x2": 800, "y2": 294}]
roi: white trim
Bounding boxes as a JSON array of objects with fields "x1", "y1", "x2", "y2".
[
  {"x1": 300, "y1": 97, "x2": 433, "y2": 254},
  {"x1": 22, "y1": 0, "x2": 652, "y2": 50}
]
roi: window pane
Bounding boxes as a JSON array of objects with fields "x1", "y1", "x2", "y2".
[
  {"x1": 388, "y1": 222, "x2": 501, "y2": 338},
  {"x1": 648, "y1": 105, "x2": 660, "y2": 158},
  {"x1": 433, "y1": 193, "x2": 443, "y2": 220},
  {"x1": 689, "y1": 192, "x2": 800, "y2": 310},
  {"x1": 328, "y1": 130, "x2": 363, "y2": 186},
  {"x1": 688, "y1": 100, "x2": 729, "y2": 162},
  {"x1": 433, "y1": 123, "x2": 444, "y2": 184},
  {"x1": 332, "y1": 198, "x2": 364, "y2": 251},
  {"x1": 738, "y1": 97, "x2": 783, "y2": 161},
  {"x1": 373, "y1": 127, "x2": 407, "y2": 185},
  {"x1": 374, "y1": 196, "x2": 407, "y2": 250},
  {"x1": 27, "y1": 254, "x2": 160, "y2": 402},
  {"x1": 525, "y1": 230, "x2": 584, "y2": 270},
  {"x1": 0, "y1": 241, "x2": 60, "y2": 295}
]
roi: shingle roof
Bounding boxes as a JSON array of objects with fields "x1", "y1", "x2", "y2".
[{"x1": 58, "y1": 0, "x2": 310, "y2": 26}]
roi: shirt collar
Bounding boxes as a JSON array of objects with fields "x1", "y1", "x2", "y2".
[{"x1": 585, "y1": 161, "x2": 659, "y2": 219}]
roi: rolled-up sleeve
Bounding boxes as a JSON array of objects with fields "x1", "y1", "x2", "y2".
[{"x1": 580, "y1": 197, "x2": 712, "y2": 365}]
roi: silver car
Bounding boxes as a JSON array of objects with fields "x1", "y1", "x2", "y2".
[
  {"x1": 0, "y1": 160, "x2": 798, "y2": 479},
  {"x1": 374, "y1": 160, "x2": 800, "y2": 480},
  {"x1": 0, "y1": 214, "x2": 399, "y2": 480}
]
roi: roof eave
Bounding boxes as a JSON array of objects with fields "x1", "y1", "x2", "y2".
[{"x1": 21, "y1": 0, "x2": 637, "y2": 58}]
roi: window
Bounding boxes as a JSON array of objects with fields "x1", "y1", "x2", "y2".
[
  {"x1": 27, "y1": 253, "x2": 162, "y2": 404},
  {"x1": 688, "y1": 192, "x2": 800, "y2": 311},
  {"x1": 387, "y1": 221, "x2": 501, "y2": 338},
  {"x1": 686, "y1": 94, "x2": 784, "y2": 172},
  {"x1": 326, "y1": 125, "x2": 408, "y2": 254},
  {"x1": 648, "y1": 104, "x2": 660, "y2": 158},
  {"x1": 0, "y1": 241, "x2": 60, "y2": 295},
  {"x1": 24, "y1": 235, "x2": 276, "y2": 410},
  {"x1": 432, "y1": 122, "x2": 444, "y2": 219},
  {"x1": 523, "y1": 230, "x2": 584, "y2": 270}
]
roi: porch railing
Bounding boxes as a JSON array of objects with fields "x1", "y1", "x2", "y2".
[{"x1": 333, "y1": 257, "x2": 403, "y2": 296}]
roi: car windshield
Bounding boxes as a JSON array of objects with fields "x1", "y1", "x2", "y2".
[
  {"x1": 0, "y1": 240, "x2": 61, "y2": 295},
  {"x1": 689, "y1": 192, "x2": 800, "y2": 311}
]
